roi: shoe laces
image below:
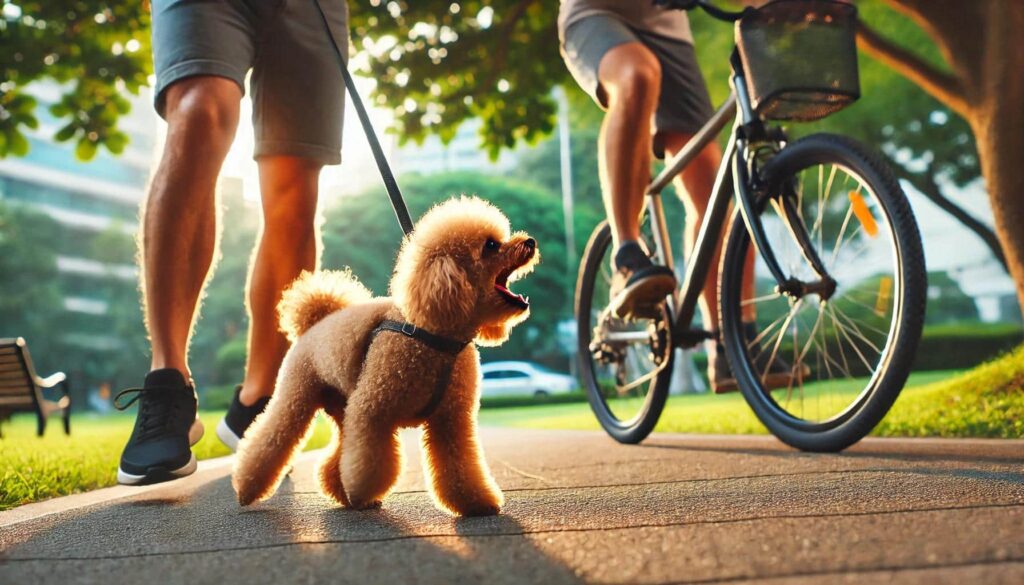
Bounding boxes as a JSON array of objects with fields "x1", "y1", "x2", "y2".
[{"x1": 114, "y1": 385, "x2": 188, "y2": 441}]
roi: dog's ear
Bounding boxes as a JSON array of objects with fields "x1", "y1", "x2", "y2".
[{"x1": 394, "y1": 254, "x2": 475, "y2": 327}]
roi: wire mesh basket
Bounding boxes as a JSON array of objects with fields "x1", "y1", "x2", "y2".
[{"x1": 736, "y1": 0, "x2": 860, "y2": 121}]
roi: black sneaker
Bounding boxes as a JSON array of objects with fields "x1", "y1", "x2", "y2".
[
  {"x1": 710, "y1": 322, "x2": 809, "y2": 393},
  {"x1": 115, "y1": 368, "x2": 204, "y2": 485},
  {"x1": 216, "y1": 385, "x2": 270, "y2": 452},
  {"x1": 609, "y1": 241, "x2": 676, "y2": 320}
]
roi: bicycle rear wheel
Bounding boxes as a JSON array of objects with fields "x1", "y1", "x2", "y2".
[
  {"x1": 719, "y1": 134, "x2": 926, "y2": 452},
  {"x1": 576, "y1": 221, "x2": 674, "y2": 444}
]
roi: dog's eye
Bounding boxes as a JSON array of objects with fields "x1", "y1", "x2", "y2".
[{"x1": 483, "y1": 238, "x2": 500, "y2": 253}]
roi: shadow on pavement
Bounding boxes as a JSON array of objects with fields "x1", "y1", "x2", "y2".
[{"x1": 2, "y1": 470, "x2": 583, "y2": 584}]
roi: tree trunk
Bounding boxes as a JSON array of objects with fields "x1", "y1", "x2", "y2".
[
  {"x1": 972, "y1": 99, "x2": 1024, "y2": 313},
  {"x1": 969, "y1": 3, "x2": 1024, "y2": 313},
  {"x1": 863, "y1": 0, "x2": 1024, "y2": 315}
]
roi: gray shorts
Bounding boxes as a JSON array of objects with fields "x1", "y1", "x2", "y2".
[
  {"x1": 560, "y1": 14, "x2": 715, "y2": 158},
  {"x1": 151, "y1": 0, "x2": 349, "y2": 164}
]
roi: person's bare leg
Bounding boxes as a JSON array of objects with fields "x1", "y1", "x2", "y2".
[
  {"x1": 597, "y1": 42, "x2": 662, "y2": 249},
  {"x1": 238, "y1": 156, "x2": 321, "y2": 405},
  {"x1": 142, "y1": 77, "x2": 241, "y2": 378}
]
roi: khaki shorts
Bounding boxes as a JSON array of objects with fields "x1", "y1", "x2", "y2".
[
  {"x1": 151, "y1": 0, "x2": 349, "y2": 164},
  {"x1": 560, "y1": 14, "x2": 715, "y2": 158}
]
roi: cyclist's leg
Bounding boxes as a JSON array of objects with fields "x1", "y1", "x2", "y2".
[
  {"x1": 560, "y1": 15, "x2": 676, "y2": 318},
  {"x1": 596, "y1": 42, "x2": 660, "y2": 250}
]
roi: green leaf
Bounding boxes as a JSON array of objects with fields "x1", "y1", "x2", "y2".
[
  {"x1": 75, "y1": 139, "x2": 98, "y2": 161},
  {"x1": 8, "y1": 132, "x2": 29, "y2": 157},
  {"x1": 54, "y1": 124, "x2": 77, "y2": 142}
]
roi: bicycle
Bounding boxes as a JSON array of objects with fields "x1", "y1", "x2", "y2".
[{"x1": 575, "y1": 0, "x2": 926, "y2": 451}]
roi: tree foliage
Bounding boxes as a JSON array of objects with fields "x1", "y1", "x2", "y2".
[
  {"x1": 0, "y1": 1, "x2": 150, "y2": 160},
  {"x1": 0, "y1": 201, "x2": 63, "y2": 360}
]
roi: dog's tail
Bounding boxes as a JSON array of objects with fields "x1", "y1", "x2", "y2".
[{"x1": 278, "y1": 269, "x2": 373, "y2": 341}]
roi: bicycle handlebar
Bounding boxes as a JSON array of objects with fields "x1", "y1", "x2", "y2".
[{"x1": 652, "y1": 0, "x2": 747, "y2": 22}]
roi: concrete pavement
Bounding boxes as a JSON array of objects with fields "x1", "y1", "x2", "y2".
[{"x1": 1, "y1": 428, "x2": 1022, "y2": 584}]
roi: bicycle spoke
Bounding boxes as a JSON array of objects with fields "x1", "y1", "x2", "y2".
[
  {"x1": 829, "y1": 304, "x2": 885, "y2": 355},
  {"x1": 741, "y1": 291, "x2": 783, "y2": 307},
  {"x1": 762, "y1": 299, "x2": 803, "y2": 386},
  {"x1": 826, "y1": 304, "x2": 878, "y2": 375}
]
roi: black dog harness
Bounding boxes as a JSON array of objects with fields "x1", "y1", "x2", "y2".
[{"x1": 369, "y1": 319, "x2": 470, "y2": 419}]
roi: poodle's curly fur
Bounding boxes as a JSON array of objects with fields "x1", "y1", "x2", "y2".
[{"x1": 232, "y1": 197, "x2": 538, "y2": 516}]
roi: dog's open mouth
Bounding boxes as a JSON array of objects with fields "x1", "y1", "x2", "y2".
[{"x1": 495, "y1": 266, "x2": 529, "y2": 310}]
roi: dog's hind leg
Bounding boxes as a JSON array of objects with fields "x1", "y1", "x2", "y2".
[
  {"x1": 317, "y1": 389, "x2": 351, "y2": 507},
  {"x1": 233, "y1": 351, "x2": 321, "y2": 506}
]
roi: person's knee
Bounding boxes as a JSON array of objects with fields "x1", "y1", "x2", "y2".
[
  {"x1": 263, "y1": 202, "x2": 318, "y2": 242},
  {"x1": 604, "y1": 49, "x2": 662, "y2": 111},
  {"x1": 164, "y1": 77, "x2": 241, "y2": 149},
  {"x1": 261, "y1": 161, "x2": 321, "y2": 240}
]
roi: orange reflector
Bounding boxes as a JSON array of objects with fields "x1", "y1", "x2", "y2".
[
  {"x1": 875, "y1": 276, "x2": 893, "y2": 316},
  {"x1": 849, "y1": 191, "x2": 878, "y2": 238}
]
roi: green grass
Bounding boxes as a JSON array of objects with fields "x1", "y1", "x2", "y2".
[
  {"x1": 0, "y1": 411, "x2": 333, "y2": 511},
  {"x1": 480, "y1": 345, "x2": 1024, "y2": 438}
]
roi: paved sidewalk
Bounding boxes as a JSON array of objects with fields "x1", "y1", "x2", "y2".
[{"x1": 1, "y1": 429, "x2": 1023, "y2": 584}]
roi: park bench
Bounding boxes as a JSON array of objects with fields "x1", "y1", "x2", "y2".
[{"x1": 0, "y1": 337, "x2": 71, "y2": 437}]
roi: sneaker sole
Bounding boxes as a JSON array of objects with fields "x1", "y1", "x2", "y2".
[
  {"x1": 117, "y1": 419, "x2": 205, "y2": 486},
  {"x1": 609, "y1": 274, "x2": 677, "y2": 320},
  {"x1": 215, "y1": 418, "x2": 242, "y2": 452}
]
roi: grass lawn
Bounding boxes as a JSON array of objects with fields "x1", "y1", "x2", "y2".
[
  {"x1": 2, "y1": 346, "x2": 1021, "y2": 511},
  {"x1": 480, "y1": 346, "x2": 1024, "y2": 438},
  {"x1": 0, "y1": 412, "x2": 333, "y2": 511}
]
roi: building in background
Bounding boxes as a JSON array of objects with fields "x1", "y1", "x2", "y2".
[{"x1": 392, "y1": 118, "x2": 519, "y2": 176}]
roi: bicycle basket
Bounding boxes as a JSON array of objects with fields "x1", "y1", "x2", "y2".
[{"x1": 736, "y1": 0, "x2": 859, "y2": 121}]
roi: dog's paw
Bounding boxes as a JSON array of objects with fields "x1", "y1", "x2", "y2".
[
  {"x1": 447, "y1": 490, "x2": 504, "y2": 517},
  {"x1": 349, "y1": 497, "x2": 383, "y2": 511}
]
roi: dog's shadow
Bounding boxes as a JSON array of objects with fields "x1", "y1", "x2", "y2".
[{"x1": 289, "y1": 499, "x2": 582, "y2": 583}]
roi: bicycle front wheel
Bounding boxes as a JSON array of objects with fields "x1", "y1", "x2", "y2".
[
  {"x1": 719, "y1": 134, "x2": 926, "y2": 452},
  {"x1": 576, "y1": 221, "x2": 674, "y2": 444}
]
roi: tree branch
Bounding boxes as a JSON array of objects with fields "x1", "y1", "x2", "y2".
[
  {"x1": 895, "y1": 162, "x2": 1008, "y2": 272},
  {"x1": 856, "y1": 20, "x2": 969, "y2": 117}
]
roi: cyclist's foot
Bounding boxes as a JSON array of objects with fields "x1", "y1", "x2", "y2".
[
  {"x1": 710, "y1": 322, "x2": 809, "y2": 393},
  {"x1": 116, "y1": 368, "x2": 204, "y2": 485},
  {"x1": 608, "y1": 241, "x2": 676, "y2": 320},
  {"x1": 216, "y1": 385, "x2": 270, "y2": 452}
]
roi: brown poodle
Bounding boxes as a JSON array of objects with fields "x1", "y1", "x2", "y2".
[{"x1": 232, "y1": 196, "x2": 538, "y2": 516}]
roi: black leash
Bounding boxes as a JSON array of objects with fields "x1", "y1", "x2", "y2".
[{"x1": 310, "y1": 0, "x2": 414, "y2": 236}]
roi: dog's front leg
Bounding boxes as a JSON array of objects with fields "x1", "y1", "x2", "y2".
[
  {"x1": 421, "y1": 401, "x2": 504, "y2": 517},
  {"x1": 340, "y1": 392, "x2": 403, "y2": 509}
]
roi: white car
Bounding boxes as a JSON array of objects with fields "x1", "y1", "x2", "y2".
[{"x1": 480, "y1": 361, "x2": 576, "y2": 398}]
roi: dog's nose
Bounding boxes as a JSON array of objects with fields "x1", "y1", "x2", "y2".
[{"x1": 523, "y1": 238, "x2": 536, "y2": 250}]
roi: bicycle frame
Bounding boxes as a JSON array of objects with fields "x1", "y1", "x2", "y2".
[{"x1": 641, "y1": 54, "x2": 829, "y2": 348}]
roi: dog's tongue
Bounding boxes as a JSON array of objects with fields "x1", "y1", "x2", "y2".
[{"x1": 495, "y1": 283, "x2": 528, "y2": 306}]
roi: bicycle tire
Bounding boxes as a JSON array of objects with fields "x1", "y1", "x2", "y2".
[
  {"x1": 576, "y1": 221, "x2": 674, "y2": 444},
  {"x1": 719, "y1": 133, "x2": 926, "y2": 452}
]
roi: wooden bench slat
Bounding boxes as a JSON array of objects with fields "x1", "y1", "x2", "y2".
[{"x1": 0, "y1": 396, "x2": 35, "y2": 407}]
